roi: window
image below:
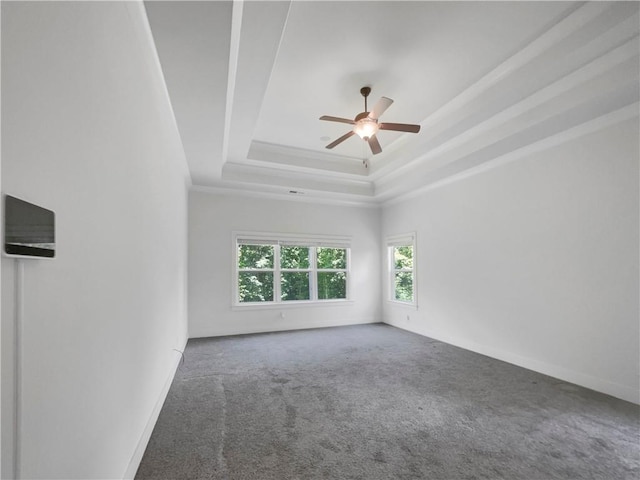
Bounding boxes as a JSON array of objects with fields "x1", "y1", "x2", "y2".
[
  {"x1": 235, "y1": 233, "x2": 350, "y2": 305},
  {"x1": 316, "y1": 247, "x2": 347, "y2": 300},
  {"x1": 237, "y1": 243, "x2": 275, "y2": 302},
  {"x1": 388, "y1": 234, "x2": 416, "y2": 304},
  {"x1": 280, "y1": 245, "x2": 311, "y2": 301}
]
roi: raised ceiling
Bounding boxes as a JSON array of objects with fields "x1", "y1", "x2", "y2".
[{"x1": 145, "y1": 1, "x2": 639, "y2": 206}]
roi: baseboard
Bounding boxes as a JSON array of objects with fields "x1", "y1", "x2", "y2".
[
  {"x1": 385, "y1": 318, "x2": 640, "y2": 405},
  {"x1": 190, "y1": 316, "x2": 381, "y2": 339},
  {"x1": 122, "y1": 339, "x2": 188, "y2": 480}
]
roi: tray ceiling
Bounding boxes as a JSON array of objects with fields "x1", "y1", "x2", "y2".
[{"x1": 145, "y1": 1, "x2": 639, "y2": 206}]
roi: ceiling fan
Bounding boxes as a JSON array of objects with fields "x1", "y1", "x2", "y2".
[{"x1": 319, "y1": 86, "x2": 421, "y2": 155}]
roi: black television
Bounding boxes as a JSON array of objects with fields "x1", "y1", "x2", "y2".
[{"x1": 4, "y1": 195, "x2": 55, "y2": 258}]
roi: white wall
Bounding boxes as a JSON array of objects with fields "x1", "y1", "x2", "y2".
[
  {"x1": 1, "y1": 3, "x2": 190, "y2": 479},
  {"x1": 382, "y1": 118, "x2": 639, "y2": 404},
  {"x1": 189, "y1": 191, "x2": 381, "y2": 338}
]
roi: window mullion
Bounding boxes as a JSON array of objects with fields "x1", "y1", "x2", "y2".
[
  {"x1": 274, "y1": 244, "x2": 281, "y2": 303},
  {"x1": 311, "y1": 246, "x2": 317, "y2": 301}
]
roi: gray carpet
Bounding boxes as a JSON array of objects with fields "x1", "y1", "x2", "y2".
[{"x1": 135, "y1": 324, "x2": 639, "y2": 480}]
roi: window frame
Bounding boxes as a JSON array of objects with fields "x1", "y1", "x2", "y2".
[
  {"x1": 233, "y1": 232, "x2": 351, "y2": 307},
  {"x1": 387, "y1": 233, "x2": 417, "y2": 307}
]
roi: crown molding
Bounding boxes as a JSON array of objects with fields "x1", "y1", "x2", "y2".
[
  {"x1": 190, "y1": 183, "x2": 380, "y2": 209},
  {"x1": 374, "y1": 34, "x2": 639, "y2": 195},
  {"x1": 370, "y1": 2, "x2": 638, "y2": 183},
  {"x1": 222, "y1": 162, "x2": 374, "y2": 197},
  {"x1": 247, "y1": 140, "x2": 368, "y2": 177},
  {"x1": 381, "y1": 103, "x2": 639, "y2": 207}
]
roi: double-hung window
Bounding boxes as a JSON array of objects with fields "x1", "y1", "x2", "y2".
[
  {"x1": 280, "y1": 244, "x2": 312, "y2": 301},
  {"x1": 387, "y1": 233, "x2": 416, "y2": 305},
  {"x1": 235, "y1": 233, "x2": 350, "y2": 305},
  {"x1": 237, "y1": 242, "x2": 275, "y2": 302},
  {"x1": 316, "y1": 247, "x2": 347, "y2": 300}
]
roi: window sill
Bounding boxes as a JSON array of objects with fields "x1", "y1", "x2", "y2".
[{"x1": 232, "y1": 299, "x2": 354, "y2": 311}]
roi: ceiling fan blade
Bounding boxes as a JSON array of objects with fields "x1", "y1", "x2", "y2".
[
  {"x1": 326, "y1": 131, "x2": 355, "y2": 149},
  {"x1": 368, "y1": 135, "x2": 382, "y2": 155},
  {"x1": 379, "y1": 122, "x2": 421, "y2": 133},
  {"x1": 319, "y1": 115, "x2": 355, "y2": 125},
  {"x1": 368, "y1": 97, "x2": 393, "y2": 120}
]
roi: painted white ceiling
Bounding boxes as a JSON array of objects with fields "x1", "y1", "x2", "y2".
[{"x1": 145, "y1": 1, "x2": 639, "y2": 206}]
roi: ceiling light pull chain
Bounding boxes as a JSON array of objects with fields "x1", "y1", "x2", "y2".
[{"x1": 362, "y1": 143, "x2": 368, "y2": 169}]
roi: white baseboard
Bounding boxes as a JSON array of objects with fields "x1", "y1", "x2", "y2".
[
  {"x1": 190, "y1": 317, "x2": 381, "y2": 339},
  {"x1": 385, "y1": 318, "x2": 640, "y2": 405},
  {"x1": 122, "y1": 339, "x2": 188, "y2": 480}
]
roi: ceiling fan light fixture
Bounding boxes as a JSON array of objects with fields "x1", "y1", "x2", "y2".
[{"x1": 353, "y1": 118, "x2": 379, "y2": 139}]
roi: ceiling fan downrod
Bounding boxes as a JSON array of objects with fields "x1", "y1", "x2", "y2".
[{"x1": 360, "y1": 86, "x2": 371, "y2": 113}]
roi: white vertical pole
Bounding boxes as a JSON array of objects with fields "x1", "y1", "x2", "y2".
[{"x1": 14, "y1": 259, "x2": 23, "y2": 479}]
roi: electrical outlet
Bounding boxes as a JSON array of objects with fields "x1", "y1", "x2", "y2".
[
  {"x1": 406, "y1": 315, "x2": 410, "y2": 322},
  {"x1": 280, "y1": 312, "x2": 285, "y2": 319}
]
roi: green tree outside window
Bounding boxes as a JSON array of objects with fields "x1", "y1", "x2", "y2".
[
  {"x1": 317, "y1": 247, "x2": 347, "y2": 300},
  {"x1": 392, "y1": 245, "x2": 414, "y2": 302},
  {"x1": 236, "y1": 241, "x2": 349, "y2": 304},
  {"x1": 238, "y1": 244, "x2": 274, "y2": 302}
]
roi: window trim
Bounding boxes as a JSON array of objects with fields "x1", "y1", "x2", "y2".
[
  {"x1": 233, "y1": 231, "x2": 351, "y2": 307},
  {"x1": 387, "y1": 232, "x2": 417, "y2": 307}
]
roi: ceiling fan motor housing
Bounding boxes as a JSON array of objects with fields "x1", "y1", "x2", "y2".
[{"x1": 354, "y1": 112, "x2": 370, "y2": 122}]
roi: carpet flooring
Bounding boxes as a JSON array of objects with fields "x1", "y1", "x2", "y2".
[{"x1": 135, "y1": 324, "x2": 639, "y2": 480}]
